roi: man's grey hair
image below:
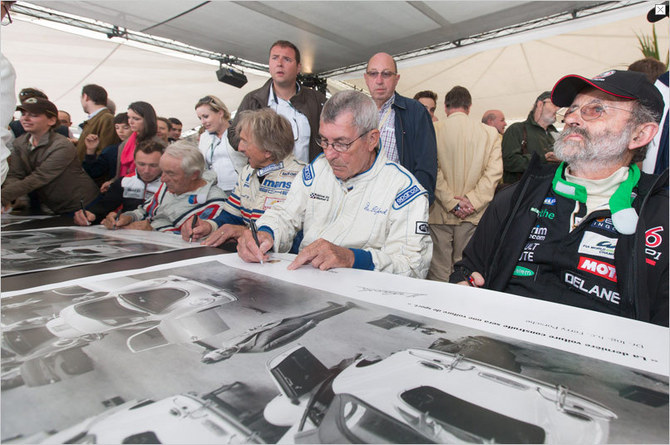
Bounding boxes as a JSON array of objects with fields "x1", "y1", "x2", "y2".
[
  {"x1": 629, "y1": 101, "x2": 661, "y2": 163},
  {"x1": 164, "y1": 140, "x2": 205, "y2": 177},
  {"x1": 321, "y1": 90, "x2": 379, "y2": 134}
]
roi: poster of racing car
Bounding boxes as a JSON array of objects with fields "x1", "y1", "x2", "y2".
[
  {"x1": 0, "y1": 214, "x2": 53, "y2": 229},
  {"x1": 1, "y1": 256, "x2": 667, "y2": 444},
  {"x1": 1, "y1": 227, "x2": 191, "y2": 276}
]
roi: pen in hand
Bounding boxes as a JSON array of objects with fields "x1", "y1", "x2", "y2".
[
  {"x1": 80, "y1": 199, "x2": 90, "y2": 226},
  {"x1": 249, "y1": 220, "x2": 263, "y2": 265},
  {"x1": 189, "y1": 214, "x2": 199, "y2": 244},
  {"x1": 114, "y1": 209, "x2": 121, "y2": 230}
]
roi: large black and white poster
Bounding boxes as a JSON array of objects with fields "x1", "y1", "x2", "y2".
[
  {"x1": 1, "y1": 255, "x2": 667, "y2": 444},
  {"x1": 1, "y1": 227, "x2": 193, "y2": 277}
]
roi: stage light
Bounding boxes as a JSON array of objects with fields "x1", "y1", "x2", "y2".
[
  {"x1": 298, "y1": 74, "x2": 327, "y2": 95},
  {"x1": 216, "y1": 64, "x2": 247, "y2": 88}
]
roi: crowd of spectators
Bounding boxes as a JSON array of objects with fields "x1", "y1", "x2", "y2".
[{"x1": 1, "y1": 32, "x2": 667, "y2": 327}]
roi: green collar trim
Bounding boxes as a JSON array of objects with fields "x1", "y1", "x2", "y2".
[
  {"x1": 609, "y1": 164, "x2": 640, "y2": 235},
  {"x1": 551, "y1": 162, "x2": 641, "y2": 234},
  {"x1": 609, "y1": 163, "x2": 640, "y2": 213},
  {"x1": 552, "y1": 163, "x2": 587, "y2": 203}
]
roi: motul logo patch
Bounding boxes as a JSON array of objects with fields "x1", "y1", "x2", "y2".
[{"x1": 577, "y1": 257, "x2": 617, "y2": 282}]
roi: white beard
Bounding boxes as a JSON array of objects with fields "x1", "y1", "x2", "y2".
[{"x1": 554, "y1": 125, "x2": 632, "y2": 171}]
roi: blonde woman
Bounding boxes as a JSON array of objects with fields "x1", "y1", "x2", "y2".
[{"x1": 195, "y1": 95, "x2": 246, "y2": 195}]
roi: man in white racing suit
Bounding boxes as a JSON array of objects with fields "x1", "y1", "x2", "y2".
[{"x1": 237, "y1": 90, "x2": 432, "y2": 278}]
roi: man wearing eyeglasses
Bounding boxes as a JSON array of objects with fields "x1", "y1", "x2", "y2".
[
  {"x1": 228, "y1": 40, "x2": 326, "y2": 164},
  {"x1": 451, "y1": 70, "x2": 668, "y2": 326},
  {"x1": 237, "y1": 90, "x2": 432, "y2": 278},
  {"x1": 364, "y1": 52, "x2": 437, "y2": 204},
  {"x1": 501, "y1": 91, "x2": 560, "y2": 185}
]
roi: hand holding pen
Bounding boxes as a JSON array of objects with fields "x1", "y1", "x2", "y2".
[
  {"x1": 113, "y1": 209, "x2": 121, "y2": 230},
  {"x1": 236, "y1": 220, "x2": 273, "y2": 264},
  {"x1": 249, "y1": 220, "x2": 263, "y2": 264},
  {"x1": 462, "y1": 271, "x2": 484, "y2": 288},
  {"x1": 79, "y1": 200, "x2": 90, "y2": 226},
  {"x1": 189, "y1": 214, "x2": 199, "y2": 243}
]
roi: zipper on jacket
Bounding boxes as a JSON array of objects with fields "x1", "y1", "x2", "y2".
[
  {"x1": 628, "y1": 169, "x2": 669, "y2": 321},
  {"x1": 488, "y1": 177, "x2": 532, "y2": 281}
]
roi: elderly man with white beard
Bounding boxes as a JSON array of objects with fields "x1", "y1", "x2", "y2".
[{"x1": 450, "y1": 70, "x2": 668, "y2": 327}]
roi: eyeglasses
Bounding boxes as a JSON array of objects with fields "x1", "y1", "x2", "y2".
[
  {"x1": 1, "y1": 4, "x2": 12, "y2": 26},
  {"x1": 559, "y1": 103, "x2": 633, "y2": 122},
  {"x1": 365, "y1": 70, "x2": 396, "y2": 79},
  {"x1": 315, "y1": 130, "x2": 369, "y2": 153}
]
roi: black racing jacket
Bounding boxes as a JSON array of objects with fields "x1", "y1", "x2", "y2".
[{"x1": 451, "y1": 154, "x2": 669, "y2": 326}]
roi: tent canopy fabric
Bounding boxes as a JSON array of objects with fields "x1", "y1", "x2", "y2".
[
  {"x1": 26, "y1": 1, "x2": 608, "y2": 74},
  {"x1": 2, "y1": 1, "x2": 666, "y2": 131},
  {"x1": 342, "y1": 11, "x2": 668, "y2": 123}
]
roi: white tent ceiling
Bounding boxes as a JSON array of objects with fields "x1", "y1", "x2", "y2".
[
  {"x1": 1, "y1": 1, "x2": 666, "y2": 132},
  {"x1": 2, "y1": 18, "x2": 271, "y2": 133},
  {"x1": 25, "y1": 0, "x2": 610, "y2": 74},
  {"x1": 343, "y1": 6, "x2": 668, "y2": 123}
]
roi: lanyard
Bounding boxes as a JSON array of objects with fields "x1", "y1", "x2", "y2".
[
  {"x1": 270, "y1": 82, "x2": 300, "y2": 106},
  {"x1": 378, "y1": 105, "x2": 393, "y2": 130},
  {"x1": 208, "y1": 135, "x2": 222, "y2": 168}
]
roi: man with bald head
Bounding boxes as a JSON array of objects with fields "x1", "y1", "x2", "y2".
[
  {"x1": 364, "y1": 52, "x2": 437, "y2": 203},
  {"x1": 482, "y1": 109, "x2": 507, "y2": 135}
]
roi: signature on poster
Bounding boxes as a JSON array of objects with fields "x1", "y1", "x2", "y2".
[{"x1": 356, "y1": 286, "x2": 426, "y2": 298}]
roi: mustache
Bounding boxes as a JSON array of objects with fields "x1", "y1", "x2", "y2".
[{"x1": 558, "y1": 126, "x2": 589, "y2": 141}]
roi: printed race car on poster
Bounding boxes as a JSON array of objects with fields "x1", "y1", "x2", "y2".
[
  {"x1": 46, "y1": 275, "x2": 237, "y2": 351},
  {"x1": 263, "y1": 347, "x2": 617, "y2": 444}
]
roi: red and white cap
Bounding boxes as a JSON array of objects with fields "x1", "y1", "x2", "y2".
[{"x1": 551, "y1": 70, "x2": 664, "y2": 119}]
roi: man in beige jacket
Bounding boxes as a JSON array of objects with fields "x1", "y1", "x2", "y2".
[{"x1": 428, "y1": 86, "x2": 502, "y2": 281}]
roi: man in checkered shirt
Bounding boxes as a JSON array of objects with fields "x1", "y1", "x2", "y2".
[{"x1": 364, "y1": 52, "x2": 437, "y2": 204}]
